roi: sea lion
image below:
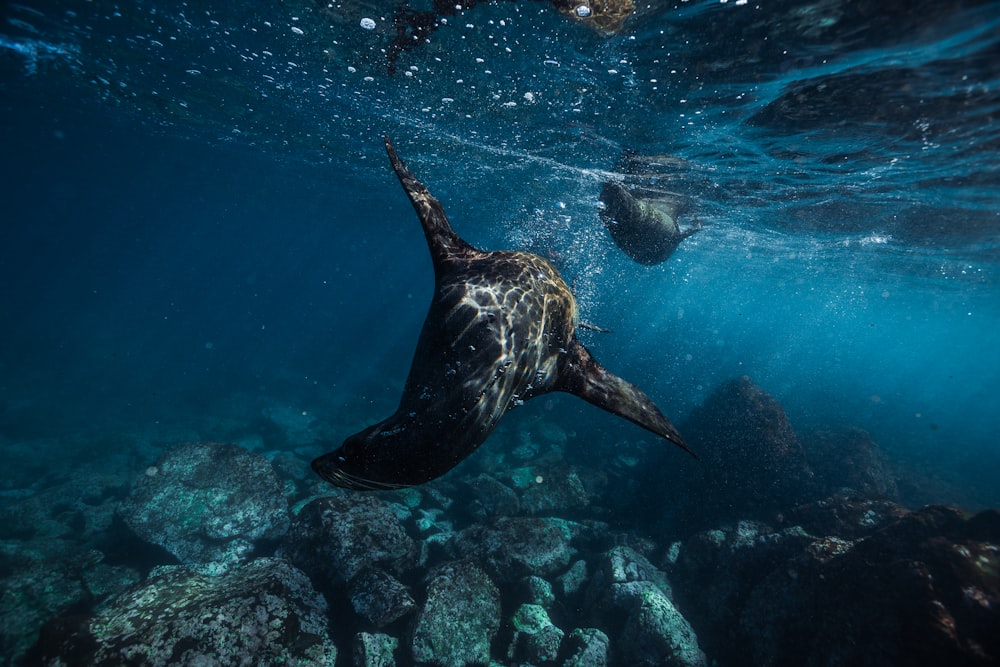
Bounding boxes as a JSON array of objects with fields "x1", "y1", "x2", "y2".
[
  {"x1": 599, "y1": 182, "x2": 698, "y2": 265},
  {"x1": 599, "y1": 150, "x2": 700, "y2": 265},
  {"x1": 311, "y1": 137, "x2": 693, "y2": 490}
]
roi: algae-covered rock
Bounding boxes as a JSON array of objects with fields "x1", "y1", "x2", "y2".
[
  {"x1": 118, "y1": 442, "x2": 289, "y2": 569},
  {"x1": 454, "y1": 516, "x2": 576, "y2": 582},
  {"x1": 354, "y1": 631, "x2": 398, "y2": 667},
  {"x1": 557, "y1": 559, "x2": 590, "y2": 599},
  {"x1": 520, "y1": 574, "x2": 555, "y2": 608},
  {"x1": 39, "y1": 557, "x2": 336, "y2": 666},
  {"x1": 619, "y1": 580, "x2": 706, "y2": 667},
  {"x1": 411, "y1": 560, "x2": 501, "y2": 667},
  {"x1": 562, "y1": 627, "x2": 610, "y2": 667},
  {"x1": 280, "y1": 495, "x2": 415, "y2": 585},
  {"x1": 507, "y1": 603, "x2": 564, "y2": 663},
  {"x1": 581, "y1": 545, "x2": 705, "y2": 666},
  {"x1": 348, "y1": 565, "x2": 417, "y2": 627},
  {"x1": 741, "y1": 505, "x2": 1000, "y2": 667}
]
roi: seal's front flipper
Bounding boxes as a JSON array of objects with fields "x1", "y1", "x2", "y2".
[
  {"x1": 579, "y1": 321, "x2": 613, "y2": 334},
  {"x1": 556, "y1": 338, "x2": 696, "y2": 458}
]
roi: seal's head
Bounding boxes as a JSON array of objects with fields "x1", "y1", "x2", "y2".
[
  {"x1": 312, "y1": 424, "x2": 454, "y2": 491},
  {"x1": 311, "y1": 428, "x2": 410, "y2": 491}
]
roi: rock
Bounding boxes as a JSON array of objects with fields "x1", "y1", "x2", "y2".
[
  {"x1": 584, "y1": 545, "x2": 673, "y2": 624},
  {"x1": 453, "y1": 517, "x2": 576, "y2": 583},
  {"x1": 562, "y1": 628, "x2": 610, "y2": 667},
  {"x1": 411, "y1": 560, "x2": 501, "y2": 667},
  {"x1": 508, "y1": 603, "x2": 564, "y2": 663},
  {"x1": 668, "y1": 505, "x2": 1000, "y2": 666},
  {"x1": 802, "y1": 427, "x2": 899, "y2": 499},
  {"x1": 259, "y1": 403, "x2": 325, "y2": 447},
  {"x1": 674, "y1": 377, "x2": 816, "y2": 533},
  {"x1": 519, "y1": 575, "x2": 555, "y2": 608},
  {"x1": 667, "y1": 520, "x2": 814, "y2": 659},
  {"x1": 606, "y1": 545, "x2": 672, "y2": 597},
  {"x1": 280, "y1": 495, "x2": 415, "y2": 585},
  {"x1": 2, "y1": 463, "x2": 133, "y2": 544},
  {"x1": 557, "y1": 559, "x2": 590, "y2": 599},
  {"x1": 783, "y1": 493, "x2": 909, "y2": 540},
  {"x1": 518, "y1": 465, "x2": 590, "y2": 516},
  {"x1": 348, "y1": 566, "x2": 417, "y2": 627},
  {"x1": 0, "y1": 533, "x2": 142, "y2": 664},
  {"x1": 580, "y1": 546, "x2": 705, "y2": 666},
  {"x1": 465, "y1": 474, "x2": 520, "y2": 519},
  {"x1": 38, "y1": 557, "x2": 337, "y2": 665},
  {"x1": 741, "y1": 505, "x2": 1000, "y2": 666},
  {"x1": 618, "y1": 580, "x2": 706, "y2": 667},
  {"x1": 1, "y1": 551, "x2": 88, "y2": 663},
  {"x1": 117, "y1": 442, "x2": 290, "y2": 569},
  {"x1": 354, "y1": 631, "x2": 398, "y2": 667}
]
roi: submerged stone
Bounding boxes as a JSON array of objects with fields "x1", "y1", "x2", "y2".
[
  {"x1": 673, "y1": 376, "x2": 816, "y2": 533},
  {"x1": 562, "y1": 627, "x2": 610, "y2": 667},
  {"x1": 354, "y1": 631, "x2": 398, "y2": 667},
  {"x1": 117, "y1": 442, "x2": 290, "y2": 569},
  {"x1": 454, "y1": 516, "x2": 577, "y2": 582},
  {"x1": 279, "y1": 495, "x2": 415, "y2": 585},
  {"x1": 348, "y1": 565, "x2": 417, "y2": 627},
  {"x1": 507, "y1": 603, "x2": 564, "y2": 663},
  {"x1": 38, "y1": 557, "x2": 336, "y2": 665},
  {"x1": 619, "y1": 580, "x2": 707, "y2": 667},
  {"x1": 411, "y1": 560, "x2": 501, "y2": 667}
]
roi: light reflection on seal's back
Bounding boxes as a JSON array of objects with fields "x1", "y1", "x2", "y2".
[{"x1": 311, "y1": 137, "x2": 694, "y2": 490}]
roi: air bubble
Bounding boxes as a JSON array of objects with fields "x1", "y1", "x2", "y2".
[
  {"x1": 575, "y1": 4, "x2": 591, "y2": 17},
  {"x1": 360, "y1": 17, "x2": 376, "y2": 30}
]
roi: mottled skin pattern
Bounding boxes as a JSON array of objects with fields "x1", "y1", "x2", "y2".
[{"x1": 312, "y1": 137, "x2": 693, "y2": 490}]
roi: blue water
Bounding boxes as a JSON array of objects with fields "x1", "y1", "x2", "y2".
[{"x1": 2, "y1": 0, "x2": 999, "y2": 519}]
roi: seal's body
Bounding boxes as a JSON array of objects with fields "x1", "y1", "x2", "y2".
[{"x1": 311, "y1": 137, "x2": 692, "y2": 490}]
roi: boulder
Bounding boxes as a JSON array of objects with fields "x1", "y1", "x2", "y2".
[
  {"x1": 411, "y1": 560, "x2": 501, "y2": 667},
  {"x1": 741, "y1": 505, "x2": 1000, "y2": 666},
  {"x1": 584, "y1": 546, "x2": 705, "y2": 666},
  {"x1": 783, "y1": 493, "x2": 909, "y2": 540},
  {"x1": 37, "y1": 557, "x2": 336, "y2": 665},
  {"x1": 802, "y1": 427, "x2": 899, "y2": 499},
  {"x1": 669, "y1": 505, "x2": 1000, "y2": 666},
  {"x1": 354, "y1": 631, "x2": 398, "y2": 667},
  {"x1": 667, "y1": 520, "x2": 814, "y2": 658},
  {"x1": 519, "y1": 574, "x2": 556, "y2": 608},
  {"x1": 348, "y1": 565, "x2": 417, "y2": 628},
  {"x1": 618, "y1": 580, "x2": 706, "y2": 667},
  {"x1": 118, "y1": 442, "x2": 289, "y2": 569},
  {"x1": 562, "y1": 627, "x2": 610, "y2": 667},
  {"x1": 675, "y1": 377, "x2": 816, "y2": 533},
  {"x1": 508, "y1": 603, "x2": 564, "y2": 663},
  {"x1": 453, "y1": 516, "x2": 576, "y2": 583},
  {"x1": 280, "y1": 495, "x2": 415, "y2": 585}
]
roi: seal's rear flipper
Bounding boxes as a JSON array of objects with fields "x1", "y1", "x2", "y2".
[
  {"x1": 384, "y1": 136, "x2": 476, "y2": 270},
  {"x1": 556, "y1": 338, "x2": 696, "y2": 458}
]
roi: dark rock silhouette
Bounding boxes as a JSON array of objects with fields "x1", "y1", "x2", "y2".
[{"x1": 672, "y1": 376, "x2": 817, "y2": 534}]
